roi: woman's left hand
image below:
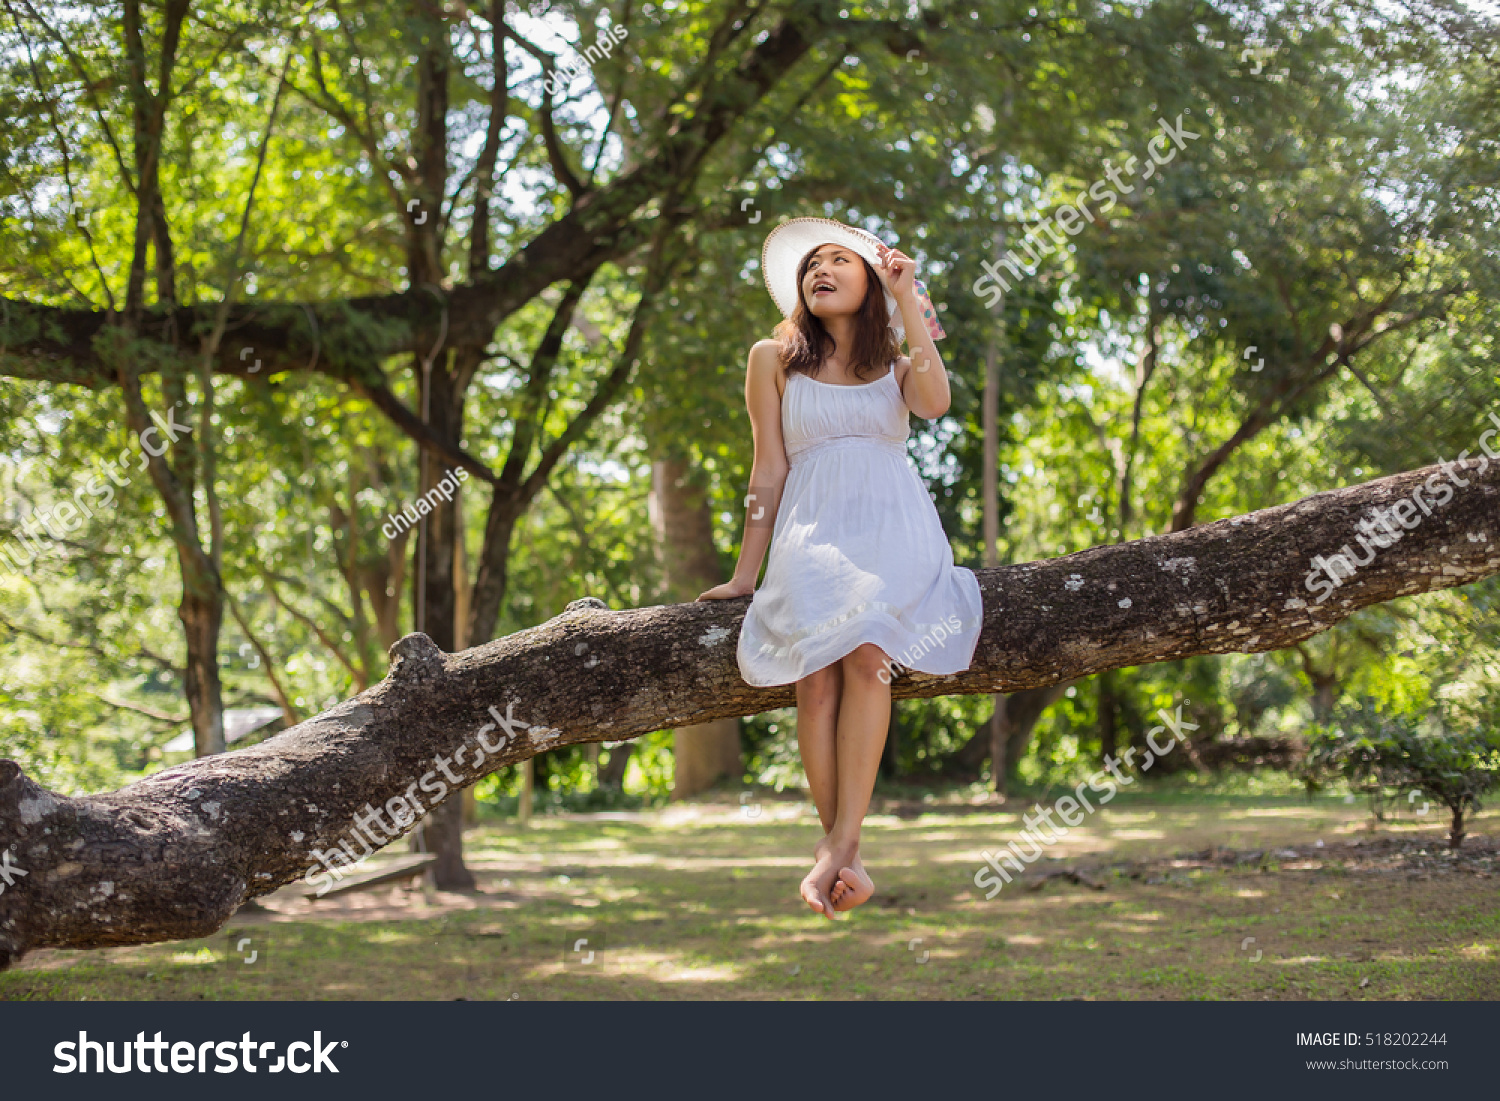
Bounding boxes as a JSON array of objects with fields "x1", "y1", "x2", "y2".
[{"x1": 874, "y1": 241, "x2": 917, "y2": 302}]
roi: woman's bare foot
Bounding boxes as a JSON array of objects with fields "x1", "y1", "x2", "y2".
[
  {"x1": 829, "y1": 855, "x2": 875, "y2": 912},
  {"x1": 798, "y1": 837, "x2": 841, "y2": 920}
]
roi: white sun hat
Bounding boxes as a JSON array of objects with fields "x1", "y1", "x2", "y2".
[
  {"x1": 761, "y1": 216, "x2": 946, "y2": 343},
  {"x1": 761, "y1": 217, "x2": 908, "y2": 339}
]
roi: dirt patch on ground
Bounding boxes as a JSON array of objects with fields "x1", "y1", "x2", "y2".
[{"x1": 1014, "y1": 834, "x2": 1500, "y2": 892}]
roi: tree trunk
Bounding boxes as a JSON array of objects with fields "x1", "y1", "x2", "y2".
[
  {"x1": 1310, "y1": 676, "x2": 1338, "y2": 723},
  {"x1": 1007, "y1": 683, "x2": 1073, "y2": 770},
  {"x1": 532, "y1": 748, "x2": 551, "y2": 795},
  {"x1": 2, "y1": 459, "x2": 1496, "y2": 965},
  {"x1": 407, "y1": 354, "x2": 477, "y2": 890},
  {"x1": 882, "y1": 698, "x2": 901, "y2": 779},
  {"x1": 1448, "y1": 804, "x2": 1465, "y2": 851},
  {"x1": 673, "y1": 718, "x2": 742, "y2": 798},
  {"x1": 953, "y1": 682, "x2": 1075, "y2": 774},
  {"x1": 179, "y1": 578, "x2": 226, "y2": 758},
  {"x1": 518, "y1": 758, "x2": 535, "y2": 828},
  {"x1": 1097, "y1": 669, "x2": 1118, "y2": 764},
  {"x1": 599, "y1": 743, "x2": 633, "y2": 790},
  {"x1": 116, "y1": 370, "x2": 227, "y2": 758},
  {"x1": 987, "y1": 705, "x2": 1009, "y2": 794},
  {"x1": 1294, "y1": 641, "x2": 1341, "y2": 723},
  {"x1": 363, "y1": 523, "x2": 410, "y2": 652},
  {"x1": 651, "y1": 457, "x2": 742, "y2": 798}
]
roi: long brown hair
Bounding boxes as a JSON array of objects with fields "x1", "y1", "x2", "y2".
[{"x1": 774, "y1": 246, "x2": 901, "y2": 381}]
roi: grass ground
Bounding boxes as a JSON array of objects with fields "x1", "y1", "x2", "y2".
[{"x1": 3, "y1": 788, "x2": 1496, "y2": 1001}]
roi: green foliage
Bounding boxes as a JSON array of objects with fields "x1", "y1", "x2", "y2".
[
  {"x1": 1, "y1": 0, "x2": 1498, "y2": 804},
  {"x1": 1301, "y1": 698, "x2": 1500, "y2": 847}
]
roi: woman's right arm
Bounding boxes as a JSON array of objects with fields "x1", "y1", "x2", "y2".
[{"x1": 697, "y1": 340, "x2": 789, "y2": 601}]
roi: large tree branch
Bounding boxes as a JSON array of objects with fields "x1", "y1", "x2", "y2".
[
  {"x1": 1166, "y1": 286, "x2": 1451, "y2": 533},
  {"x1": 496, "y1": 280, "x2": 592, "y2": 492},
  {"x1": 463, "y1": 0, "x2": 510, "y2": 279},
  {"x1": 351, "y1": 374, "x2": 498, "y2": 485},
  {"x1": 502, "y1": 26, "x2": 587, "y2": 199},
  {"x1": 4, "y1": 459, "x2": 1496, "y2": 966},
  {"x1": 0, "y1": 0, "x2": 868, "y2": 387},
  {"x1": 517, "y1": 236, "x2": 676, "y2": 505},
  {"x1": 467, "y1": 228, "x2": 680, "y2": 644},
  {"x1": 91, "y1": 695, "x2": 189, "y2": 725}
]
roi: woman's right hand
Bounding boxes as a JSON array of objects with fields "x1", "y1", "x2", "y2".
[{"x1": 697, "y1": 578, "x2": 755, "y2": 601}]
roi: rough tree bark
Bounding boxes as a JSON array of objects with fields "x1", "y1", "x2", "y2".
[{"x1": 2, "y1": 459, "x2": 1496, "y2": 967}]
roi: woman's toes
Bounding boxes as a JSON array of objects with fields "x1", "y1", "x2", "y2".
[
  {"x1": 831, "y1": 866, "x2": 874, "y2": 911},
  {"x1": 840, "y1": 866, "x2": 872, "y2": 894}
]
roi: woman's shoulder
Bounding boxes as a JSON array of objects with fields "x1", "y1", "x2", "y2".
[
  {"x1": 748, "y1": 339, "x2": 788, "y2": 394},
  {"x1": 749, "y1": 338, "x2": 785, "y2": 364},
  {"x1": 892, "y1": 354, "x2": 912, "y2": 387}
]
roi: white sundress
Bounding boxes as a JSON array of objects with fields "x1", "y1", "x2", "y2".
[{"x1": 736, "y1": 359, "x2": 984, "y2": 687}]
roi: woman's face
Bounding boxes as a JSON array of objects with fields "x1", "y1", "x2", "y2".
[{"x1": 800, "y1": 243, "x2": 869, "y2": 320}]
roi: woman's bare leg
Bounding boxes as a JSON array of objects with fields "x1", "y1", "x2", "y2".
[
  {"x1": 795, "y1": 662, "x2": 843, "y2": 918},
  {"x1": 826, "y1": 643, "x2": 890, "y2": 912}
]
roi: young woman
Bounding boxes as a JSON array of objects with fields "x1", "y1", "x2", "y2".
[{"x1": 697, "y1": 218, "x2": 983, "y2": 919}]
